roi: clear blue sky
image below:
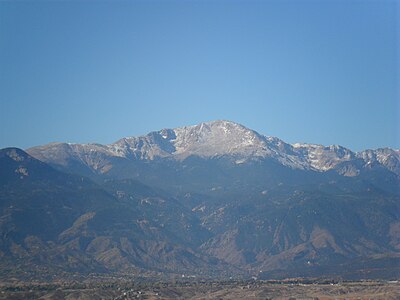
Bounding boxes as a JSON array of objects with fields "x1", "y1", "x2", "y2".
[{"x1": 0, "y1": 0, "x2": 398, "y2": 151}]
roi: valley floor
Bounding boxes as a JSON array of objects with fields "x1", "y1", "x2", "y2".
[{"x1": 0, "y1": 280, "x2": 398, "y2": 299}]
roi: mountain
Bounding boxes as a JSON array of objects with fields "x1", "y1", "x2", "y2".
[
  {"x1": 1, "y1": 121, "x2": 399, "y2": 280},
  {"x1": 0, "y1": 148, "x2": 229, "y2": 280},
  {"x1": 27, "y1": 120, "x2": 400, "y2": 179}
]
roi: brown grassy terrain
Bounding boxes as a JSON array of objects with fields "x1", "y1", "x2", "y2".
[{"x1": 0, "y1": 280, "x2": 398, "y2": 299}]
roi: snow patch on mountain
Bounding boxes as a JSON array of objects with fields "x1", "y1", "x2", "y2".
[
  {"x1": 292, "y1": 143, "x2": 355, "y2": 171},
  {"x1": 26, "y1": 120, "x2": 400, "y2": 177}
]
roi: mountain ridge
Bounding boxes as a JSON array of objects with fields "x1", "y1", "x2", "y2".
[
  {"x1": 26, "y1": 120, "x2": 400, "y2": 177},
  {"x1": 0, "y1": 122, "x2": 399, "y2": 280}
]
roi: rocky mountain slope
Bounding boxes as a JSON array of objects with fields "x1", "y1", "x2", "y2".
[
  {"x1": 0, "y1": 148, "x2": 230, "y2": 279},
  {"x1": 0, "y1": 121, "x2": 399, "y2": 280},
  {"x1": 27, "y1": 120, "x2": 400, "y2": 178}
]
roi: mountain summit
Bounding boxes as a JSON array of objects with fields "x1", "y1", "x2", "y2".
[
  {"x1": 27, "y1": 120, "x2": 399, "y2": 177},
  {"x1": 1, "y1": 122, "x2": 399, "y2": 280},
  {"x1": 113, "y1": 120, "x2": 284, "y2": 160}
]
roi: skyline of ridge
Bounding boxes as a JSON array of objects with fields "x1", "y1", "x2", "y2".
[
  {"x1": 21, "y1": 120, "x2": 399, "y2": 152},
  {"x1": 0, "y1": 1, "x2": 398, "y2": 151}
]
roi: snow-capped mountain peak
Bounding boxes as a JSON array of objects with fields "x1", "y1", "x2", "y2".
[
  {"x1": 26, "y1": 121, "x2": 400, "y2": 177},
  {"x1": 171, "y1": 120, "x2": 270, "y2": 158}
]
